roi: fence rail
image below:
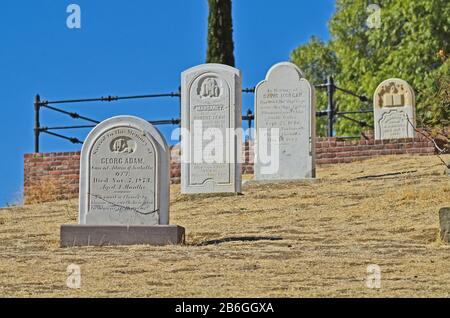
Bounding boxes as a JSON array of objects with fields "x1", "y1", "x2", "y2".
[{"x1": 33, "y1": 77, "x2": 372, "y2": 153}]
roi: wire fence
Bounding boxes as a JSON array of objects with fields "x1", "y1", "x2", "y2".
[{"x1": 33, "y1": 77, "x2": 373, "y2": 153}]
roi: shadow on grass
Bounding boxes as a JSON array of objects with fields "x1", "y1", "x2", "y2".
[{"x1": 196, "y1": 236, "x2": 283, "y2": 246}]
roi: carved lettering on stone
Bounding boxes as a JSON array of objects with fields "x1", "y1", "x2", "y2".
[{"x1": 374, "y1": 78, "x2": 416, "y2": 140}]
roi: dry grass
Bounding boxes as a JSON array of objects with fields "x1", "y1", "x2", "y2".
[
  {"x1": 24, "y1": 177, "x2": 69, "y2": 205},
  {"x1": 1, "y1": 154, "x2": 450, "y2": 298}
]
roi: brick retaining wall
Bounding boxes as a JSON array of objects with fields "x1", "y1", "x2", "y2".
[
  {"x1": 315, "y1": 137, "x2": 436, "y2": 165},
  {"x1": 23, "y1": 136, "x2": 436, "y2": 204}
]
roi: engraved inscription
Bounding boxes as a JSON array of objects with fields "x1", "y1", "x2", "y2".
[
  {"x1": 374, "y1": 78, "x2": 416, "y2": 140},
  {"x1": 258, "y1": 87, "x2": 308, "y2": 150},
  {"x1": 255, "y1": 63, "x2": 315, "y2": 180},
  {"x1": 189, "y1": 74, "x2": 231, "y2": 185},
  {"x1": 379, "y1": 110, "x2": 409, "y2": 140},
  {"x1": 88, "y1": 127, "x2": 158, "y2": 225}
]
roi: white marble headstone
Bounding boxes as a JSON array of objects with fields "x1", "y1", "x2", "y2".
[
  {"x1": 254, "y1": 62, "x2": 316, "y2": 180},
  {"x1": 181, "y1": 63, "x2": 242, "y2": 194},
  {"x1": 79, "y1": 116, "x2": 170, "y2": 226},
  {"x1": 374, "y1": 78, "x2": 416, "y2": 140}
]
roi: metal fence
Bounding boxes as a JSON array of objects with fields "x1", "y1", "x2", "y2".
[
  {"x1": 316, "y1": 76, "x2": 373, "y2": 138},
  {"x1": 33, "y1": 77, "x2": 372, "y2": 153}
]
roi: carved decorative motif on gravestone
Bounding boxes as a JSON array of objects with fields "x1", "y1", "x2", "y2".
[
  {"x1": 60, "y1": 116, "x2": 185, "y2": 247},
  {"x1": 181, "y1": 64, "x2": 242, "y2": 194},
  {"x1": 79, "y1": 116, "x2": 170, "y2": 226},
  {"x1": 374, "y1": 78, "x2": 416, "y2": 140}
]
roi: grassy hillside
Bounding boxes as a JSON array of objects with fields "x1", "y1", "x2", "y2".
[{"x1": 1, "y1": 154, "x2": 449, "y2": 297}]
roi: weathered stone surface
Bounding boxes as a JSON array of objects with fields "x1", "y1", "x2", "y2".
[
  {"x1": 439, "y1": 207, "x2": 450, "y2": 243},
  {"x1": 374, "y1": 78, "x2": 416, "y2": 140},
  {"x1": 61, "y1": 116, "x2": 186, "y2": 247},
  {"x1": 254, "y1": 62, "x2": 316, "y2": 180},
  {"x1": 181, "y1": 63, "x2": 242, "y2": 194},
  {"x1": 79, "y1": 116, "x2": 170, "y2": 226},
  {"x1": 60, "y1": 225, "x2": 185, "y2": 247}
]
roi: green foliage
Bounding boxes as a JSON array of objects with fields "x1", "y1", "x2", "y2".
[
  {"x1": 206, "y1": 0, "x2": 235, "y2": 66},
  {"x1": 291, "y1": 0, "x2": 450, "y2": 136},
  {"x1": 421, "y1": 55, "x2": 450, "y2": 154},
  {"x1": 291, "y1": 37, "x2": 340, "y2": 135},
  {"x1": 421, "y1": 56, "x2": 450, "y2": 127}
]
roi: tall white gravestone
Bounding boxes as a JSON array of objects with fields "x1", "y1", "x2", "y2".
[
  {"x1": 61, "y1": 116, "x2": 184, "y2": 247},
  {"x1": 374, "y1": 78, "x2": 416, "y2": 140},
  {"x1": 254, "y1": 62, "x2": 316, "y2": 181},
  {"x1": 181, "y1": 64, "x2": 242, "y2": 194}
]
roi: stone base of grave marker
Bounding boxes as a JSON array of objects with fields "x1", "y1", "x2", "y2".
[
  {"x1": 60, "y1": 225, "x2": 185, "y2": 247},
  {"x1": 242, "y1": 178, "x2": 317, "y2": 187},
  {"x1": 439, "y1": 208, "x2": 450, "y2": 243}
]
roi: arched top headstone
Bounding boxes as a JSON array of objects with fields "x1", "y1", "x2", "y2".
[
  {"x1": 373, "y1": 78, "x2": 416, "y2": 140},
  {"x1": 79, "y1": 116, "x2": 170, "y2": 226},
  {"x1": 264, "y1": 62, "x2": 305, "y2": 84},
  {"x1": 254, "y1": 62, "x2": 316, "y2": 180}
]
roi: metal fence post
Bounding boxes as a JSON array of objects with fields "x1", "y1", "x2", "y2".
[
  {"x1": 178, "y1": 86, "x2": 182, "y2": 119},
  {"x1": 326, "y1": 76, "x2": 335, "y2": 137},
  {"x1": 246, "y1": 109, "x2": 253, "y2": 140},
  {"x1": 34, "y1": 94, "x2": 41, "y2": 153},
  {"x1": 178, "y1": 86, "x2": 182, "y2": 143}
]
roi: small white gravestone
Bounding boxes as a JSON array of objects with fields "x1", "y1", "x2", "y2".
[
  {"x1": 254, "y1": 62, "x2": 316, "y2": 181},
  {"x1": 61, "y1": 116, "x2": 184, "y2": 247},
  {"x1": 374, "y1": 78, "x2": 416, "y2": 140},
  {"x1": 181, "y1": 64, "x2": 242, "y2": 194},
  {"x1": 79, "y1": 116, "x2": 169, "y2": 225}
]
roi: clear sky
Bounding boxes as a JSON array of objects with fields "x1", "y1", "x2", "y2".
[{"x1": 0, "y1": 0, "x2": 335, "y2": 206}]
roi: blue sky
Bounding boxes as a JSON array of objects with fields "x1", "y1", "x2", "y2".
[{"x1": 0, "y1": 0, "x2": 335, "y2": 206}]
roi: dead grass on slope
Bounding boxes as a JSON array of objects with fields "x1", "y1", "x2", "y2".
[{"x1": 0, "y1": 154, "x2": 449, "y2": 297}]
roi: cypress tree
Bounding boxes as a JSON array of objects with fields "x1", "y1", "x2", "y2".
[{"x1": 206, "y1": 0, "x2": 235, "y2": 66}]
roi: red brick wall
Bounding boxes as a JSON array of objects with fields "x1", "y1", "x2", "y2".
[
  {"x1": 24, "y1": 152, "x2": 80, "y2": 204},
  {"x1": 23, "y1": 136, "x2": 436, "y2": 203},
  {"x1": 316, "y1": 137, "x2": 436, "y2": 165}
]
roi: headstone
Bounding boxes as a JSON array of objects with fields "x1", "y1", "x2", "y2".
[
  {"x1": 374, "y1": 78, "x2": 416, "y2": 140},
  {"x1": 254, "y1": 62, "x2": 316, "y2": 181},
  {"x1": 181, "y1": 63, "x2": 242, "y2": 194},
  {"x1": 439, "y1": 207, "x2": 450, "y2": 243},
  {"x1": 61, "y1": 116, "x2": 184, "y2": 247}
]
